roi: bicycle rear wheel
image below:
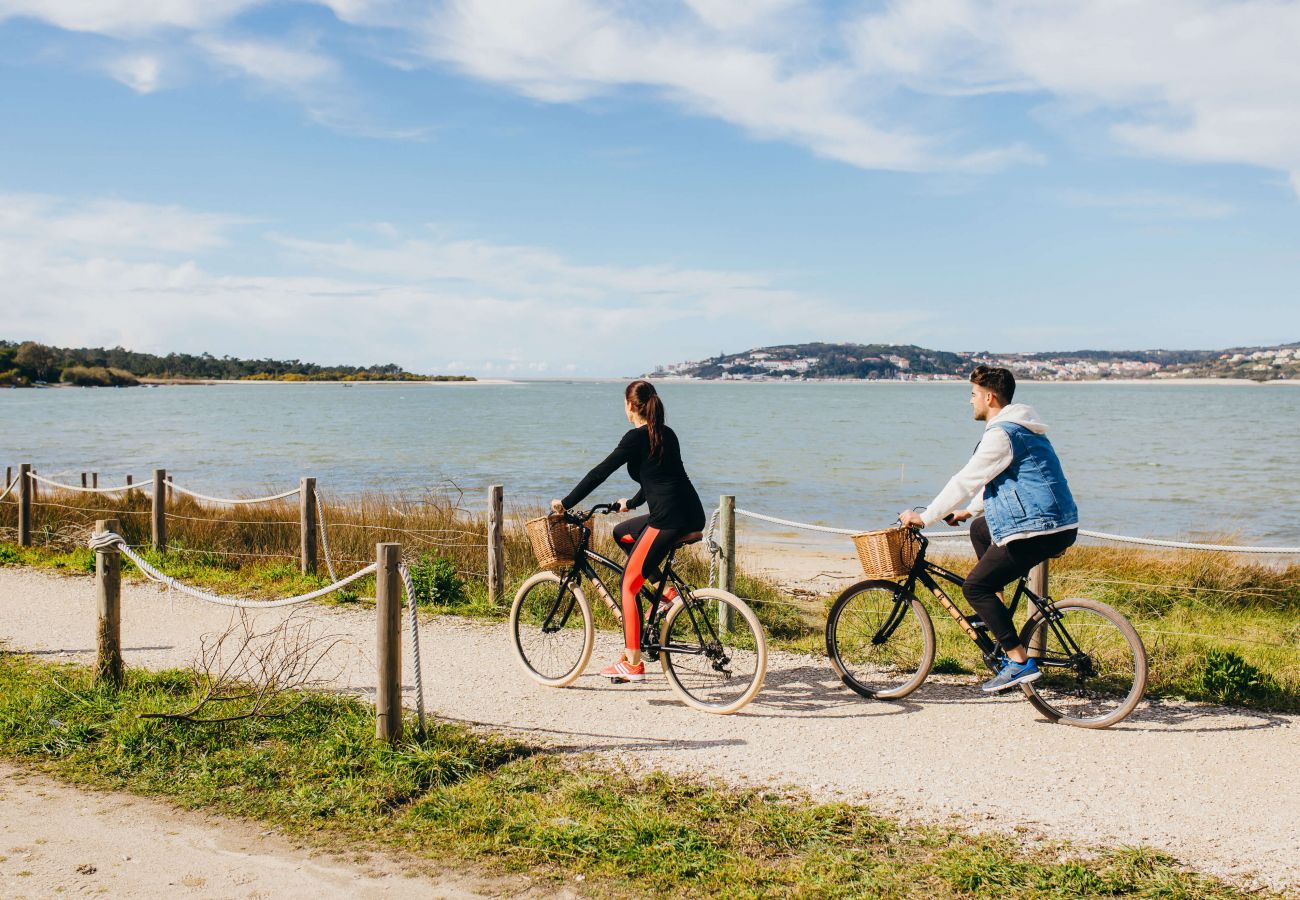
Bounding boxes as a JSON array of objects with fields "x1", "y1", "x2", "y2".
[
  {"x1": 826, "y1": 580, "x2": 935, "y2": 700},
  {"x1": 509, "y1": 571, "x2": 594, "y2": 688},
  {"x1": 660, "y1": 589, "x2": 766, "y2": 715},
  {"x1": 1019, "y1": 597, "x2": 1147, "y2": 729}
]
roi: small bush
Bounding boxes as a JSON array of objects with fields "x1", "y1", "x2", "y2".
[
  {"x1": 408, "y1": 554, "x2": 466, "y2": 606},
  {"x1": 59, "y1": 366, "x2": 139, "y2": 387},
  {"x1": 932, "y1": 656, "x2": 973, "y2": 675},
  {"x1": 1192, "y1": 648, "x2": 1279, "y2": 706},
  {"x1": 0, "y1": 545, "x2": 19, "y2": 566}
]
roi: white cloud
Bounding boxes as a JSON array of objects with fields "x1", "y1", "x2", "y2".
[
  {"x1": 104, "y1": 53, "x2": 165, "y2": 93},
  {"x1": 195, "y1": 33, "x2": 338, "y2": 87},
  {"x1": 849, "y1": 0, "x2": 1300, "y2": 192},
  {"x1": 9, "y1": 1, "x2": 1300, "y2": 188},
  {"x1": 0, "y1": 0, "x2": 260, "y2": 35},
  {"x1": 1, "y1": 193, "x2": 249, "y2": 254},
  {"x1": 416, "y1": 0, "x2": 1023, "y2": 173},
  {"x1": 1, "y1": 192, "x2": 923, "y2": 375}
]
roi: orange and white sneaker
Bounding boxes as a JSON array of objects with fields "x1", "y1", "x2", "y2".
[{"x1": 599, "y1": 658, "x2": 646, "y2": 683}]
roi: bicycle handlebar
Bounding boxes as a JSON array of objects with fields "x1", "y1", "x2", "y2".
[{"x1": 563, "y1": 502, "x2": 620, "y2": 524}]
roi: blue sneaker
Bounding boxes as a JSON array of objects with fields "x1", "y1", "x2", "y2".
[{"x1": 981, "y1": 657, "x2": 1041, "y2": 693}]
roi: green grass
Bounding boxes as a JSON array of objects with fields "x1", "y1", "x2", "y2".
[{"x1": 0, "y1": 652, "x2": 1264, "y2": 899}]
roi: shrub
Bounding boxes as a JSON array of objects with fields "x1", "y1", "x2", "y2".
[
  {"x1": 1192, "y1": 648, "x2": 1279, "y2": 706},
  {"x1": 0, "y1": 545, "x2": 19, "y2": 566},
  {"x1": 932, "y1": 656, "x2": 973, "y2": 675},
  {"x1": 60, "y1": 366, "x2": 139, "y2": 387},
  {"x1": 408, "y1": 554, "x2": 466, "y2": 607}
]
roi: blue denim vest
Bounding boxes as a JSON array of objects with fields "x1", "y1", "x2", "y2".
[{"x1": 983, "y1": 423, "x2": 1078, "y2": 544}]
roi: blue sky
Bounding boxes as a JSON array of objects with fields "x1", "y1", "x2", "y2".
[{"x1": 2, "y1": 0, "x2": 1298, "y2": 376}]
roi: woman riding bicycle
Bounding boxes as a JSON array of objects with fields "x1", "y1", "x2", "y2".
[{"x1": 551, "y1": 380, "x2": 706, "y2": 683}]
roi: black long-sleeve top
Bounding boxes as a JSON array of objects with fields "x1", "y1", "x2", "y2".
[{"x1": 562, "y1": 425, "x2": 706, "y2": 530}]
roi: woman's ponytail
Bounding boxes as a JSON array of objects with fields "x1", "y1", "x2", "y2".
[{"x1": 625, "y1": 380, "x2": 666, "y2": 459}]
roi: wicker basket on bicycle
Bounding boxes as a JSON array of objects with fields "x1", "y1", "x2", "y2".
[
  {"x1": 524, "y1": 514, "x2": 583, "y2": 570},
  {"x1": 851, "y1": 525, "x2": 919, "y2": 580}
]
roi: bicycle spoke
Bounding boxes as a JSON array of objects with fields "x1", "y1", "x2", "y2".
[
  {"x1": 662, "y1": 597, "x2": 763, "y2": 711},
  {"x1": 828, "y1": 583, "x2": 933, "y2": 699},
  {"x1": 1025, "y1": 604, "x2": 1143, "y2": 726},
  {"x1": 513, "y1": 576, "x2": 591, "y2": 684}
]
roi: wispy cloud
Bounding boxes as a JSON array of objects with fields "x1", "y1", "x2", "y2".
[
  {"x1": 6, "y1": 1, "x2": 1300, "y2": 190},
  {"x1": 103, "y1": 53, "x2": 165, "y2": 93},
  {"x1": 1, "y1": 192, "x2": 923, "y2": 374},
  {"x1": 1058, "y1": 189, "x2": 1234, "y2": 221}
]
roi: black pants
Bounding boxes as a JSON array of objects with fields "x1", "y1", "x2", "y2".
[{"x1": 963, "y1": 515, "x2": 1077, "y2": 653}]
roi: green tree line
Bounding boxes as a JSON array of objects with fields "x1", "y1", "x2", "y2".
[{"x1": 0, "y1": 340, "x2": 469, "y2": 387}]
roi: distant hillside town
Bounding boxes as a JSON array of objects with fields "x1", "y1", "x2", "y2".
[{"x1": 650, "y1": 342, "x2": 1300, "y2": 382}]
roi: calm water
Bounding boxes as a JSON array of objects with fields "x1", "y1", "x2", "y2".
[{"x1": 4, "y1": 381, "x2": 1299, "y2": 545}]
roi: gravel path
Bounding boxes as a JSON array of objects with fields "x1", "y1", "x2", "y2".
[
  {"x1": 0, "y1": 764, "x2": 553, "y2": 899},
  {"x1": 2, "y1": 567, "x2": 1296, "y2": 892}
]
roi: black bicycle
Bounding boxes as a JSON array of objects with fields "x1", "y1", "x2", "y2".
[
  {"x1": 509, "y1": 504, "x2": 767, "y2": 714},
  {"x1": 826, "y1": 527, "x2": 1147, "y2": 728}
]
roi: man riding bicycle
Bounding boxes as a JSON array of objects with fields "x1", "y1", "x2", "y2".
[{"x1": 899, "y1": 365, "x2": 1079, "y2": 693}]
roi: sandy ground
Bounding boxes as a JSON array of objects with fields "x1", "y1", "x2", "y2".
[
  {"x1": 0, "y1": 765, "x2": 565, "y2": 899},
  {"x1": 1, "y1": 567, "x2": 1296, "y2": 893}
]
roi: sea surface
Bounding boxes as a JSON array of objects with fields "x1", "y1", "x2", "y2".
[{"x1": 4, "y1": 381, "x2": 1299, "y2": 546}]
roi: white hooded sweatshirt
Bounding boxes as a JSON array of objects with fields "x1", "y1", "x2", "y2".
[{"x1": 921, "y1": 404, "x2": 1076, "y2": 544}]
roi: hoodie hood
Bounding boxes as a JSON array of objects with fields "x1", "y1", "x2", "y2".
[{"x1": 987, "y1": 403, "x2": 1048, "y2": 434}]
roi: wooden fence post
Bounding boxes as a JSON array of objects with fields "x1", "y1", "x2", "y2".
[
  {"x1": 375, "y1": 542, "x2": 403, "y2": 743},
  {"x1": 151, "y1": 469, "x2": 167, "y2": 551},
  {"x1": 4, "y1": 467, "x2": 10, "y2": 490},
  {"x1": 80, "y1": 472, "x2": 87, "y2": 488},
  {"x1": 95, "y1": 519, "x2": 124, "y2": 689},
  {"x1": 300, "y1": 477, "x2": 317, "y2": 576},
  {"x1": 1029, "y1": 560, "x2": 1049, "y2": 599},
  {"x1": 91, "y1": 472, "x2": 98, "y2": 489},
  {"x1": 718, "y1": 494, "x2": 736, "y2": 631},
  {"x1": 1027, "y1": 560, "x2": 1049, "y2": 656},
  {"x1": 487, "y1": 484, "x2": 504, "y2": 605},
  {"x1": 18, "y1": 464, "x2": 31, "y2": 546}
]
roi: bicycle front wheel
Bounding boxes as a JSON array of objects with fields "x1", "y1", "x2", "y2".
[
  {"x1": 1019, "y1": 597, "x2": 1147, "y2": 729},
  {"x1": 660, "y1": 589, "x2": 767, "y2": 715},
  {"x1": 826, "y1": 580, "x2": 935, "y2": 700},
  {"x1": 509, "y1": 571, "x2": 594, "y2": 688}
]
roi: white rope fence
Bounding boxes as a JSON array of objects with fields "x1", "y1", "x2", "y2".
[
  {"x1": 86, "y1": 530, "x2": 426, "y2": 732},
  {"x1": 161, "y1": 483, "x2": 301, "y2": 505},
  {"x1": 732, "y1": 507, "x2": 1300, "y2": 554},
  {"x1": 316, "y1": 487, "x2": 338, "y2": 582},
  {"x1": 25, "y1": 471, "x2": 300, "y2": 505},
  {"x1": 0, "y1": 476, "x2": 17, "y2": 504},
  {"x1": 28, "y1": 472, "x2": 137, "y2": 494}
]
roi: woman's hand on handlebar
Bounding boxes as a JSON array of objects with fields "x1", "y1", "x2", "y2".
[
  {"x1": 550, "y1": 499, "x2": 565, "y2": 515},
  {"x1": 615, "y1": 498, "x2": 630, "y2": 513}
]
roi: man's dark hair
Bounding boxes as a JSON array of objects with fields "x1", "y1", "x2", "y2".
[{"x1": 970, "y1": 365, "x2": 1015, "y2": 405}]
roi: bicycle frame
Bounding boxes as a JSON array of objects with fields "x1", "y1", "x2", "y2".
[
  {"x1": 884, "y1": 532, "x2": 1092, "y2": 673},
  {"x1": 545, "y1": 513, "x2": 726, "y2": 660}
]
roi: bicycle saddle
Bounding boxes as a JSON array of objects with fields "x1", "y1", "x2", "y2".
[{"x1": 673, "y1": 531, "x2": 704, "y2": 547}]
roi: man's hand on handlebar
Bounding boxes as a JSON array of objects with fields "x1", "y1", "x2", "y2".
[
  {"x1": 898, "y1": 509, "x2": 926, "y2": 529},
  {"x1": 944, "y1": 509, "x2": 973, "y2": 526}
]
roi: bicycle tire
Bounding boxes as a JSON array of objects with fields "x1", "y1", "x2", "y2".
[
  {"x1": 660, "y1": 589, "x2": 767, "y2": 715},
  {"x1": 826, "y1": 579, "x2": 936, "y2": 700},
  {"x1": 1019, "y1": 597, "x2": 1147, "y2": 729},
  {"x1": 509, "y1": 570, "x2": 594, "y2": 688}
]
